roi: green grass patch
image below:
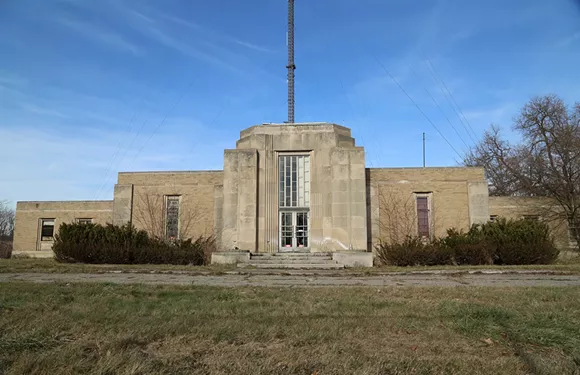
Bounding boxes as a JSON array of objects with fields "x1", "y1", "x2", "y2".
[{"x1": 1, "y1": 283, "x2": 579, "y2": 374}]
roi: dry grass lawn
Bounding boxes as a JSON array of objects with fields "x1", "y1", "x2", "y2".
[{"x1": 1, "y1": 282, "x2": 579, "y2": 374}]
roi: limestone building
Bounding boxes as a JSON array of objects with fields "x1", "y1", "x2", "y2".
[{"x1": 13, "y1": 122, "x2": 576, "y2": 262}]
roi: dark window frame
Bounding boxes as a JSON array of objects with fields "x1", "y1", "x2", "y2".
[
  {"x1": 416, "y1": 195, "x2": 431, "y2": 238},
  {"x1": 165, "y1": 195, "x2": 180, "y2": 240},
  {"x1": 40, "y1": 219, "x2": 55, "y2": 241}
]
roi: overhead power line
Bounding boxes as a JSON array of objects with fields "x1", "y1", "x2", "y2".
[
  {"x1": 424, "y1": 58, "x2": 479, "y2": 143},
  {"x1": 372, "y1": 55, "x2": 463, "y2": 160},
  {"x1": 406, "y1": 64, "x2": 471, "y2": 150}
]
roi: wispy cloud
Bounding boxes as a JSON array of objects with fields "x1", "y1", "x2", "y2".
[
  {"x1": 0, "y1": 121, "x2": 230, "y2": 203},
  {"x1": 0, "y1": 73, "x2": 27, "y2": 86},
  {"x1": 462, "y1": 104, "x2": 515, "y2": 124},
  {"x1": 558, "y1": 31, "x2": 580, "y2": 47},
  {"x1": 54, "y1": 16, "x2": 143, "y2": 55},
  {"x1": 124, "y1": 9, "x2": 242, "y2": 73},
  {"x1": 157, "y1": 11, "x2": 274, "y2": 54},
  {"x1": 234, "y1": 39, "x2": 274, "y2": 53},
  {"x1": 19, "y1": 103, "x2": 70, "y2": 118}
]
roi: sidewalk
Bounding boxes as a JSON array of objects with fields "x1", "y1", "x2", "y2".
[{"x1": 1, "y1": 271, "x2": 579, "y2": 287}]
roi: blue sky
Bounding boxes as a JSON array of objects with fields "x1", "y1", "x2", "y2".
[{"x1": 1, "y1": 0, "x2": 580, "y2": 206}]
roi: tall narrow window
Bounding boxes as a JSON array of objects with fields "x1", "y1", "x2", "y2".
[
  {"x1": 165, "y1": 196, "x2": 180, "y2": 240},
  {"x1": 416, "y1": 196, "x2": 430, "y2": 238},
  {"x1": 569, "y1": 216, "x2": 579, "y2": 247},
  {"x1": 40, "y1": 219, "x2": 55, "y2": 241},
  {"x1": 278, "y1": 155, "x2": 310, "y2": 208}
]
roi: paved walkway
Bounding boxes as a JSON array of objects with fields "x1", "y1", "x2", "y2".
[{"x1": 1, "y1": 272, "x2": 580, "y2": 287}]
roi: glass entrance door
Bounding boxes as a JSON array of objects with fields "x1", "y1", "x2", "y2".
[{"x1": 279, "y1": 211, "x2": 309, "y2": 251}]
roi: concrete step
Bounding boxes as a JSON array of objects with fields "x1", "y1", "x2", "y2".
[
  {"x1": 238, "y1": 263, "x2": 344, "y2": 270},
  {"x1": 250, "y1": 253, "x2": 332, "y2": 259},
  {"x1": 247, "y1": 258, "x2": 335, "y2": 264}
]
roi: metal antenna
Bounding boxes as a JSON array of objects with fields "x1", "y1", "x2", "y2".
[
  {"x1": 423, "y1": 132, "x2": 426, "y2": 167},
  {"x1": 287, "y1": 0, "x2": 296, "y2": 123}
]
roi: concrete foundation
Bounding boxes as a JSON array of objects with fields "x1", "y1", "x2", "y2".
[
  {"x1": 332, "y1": 251, "x2": 374, "y2": 268},
  {"x1": 211, "y1": 251, "x2": 251, "y2": 265}
]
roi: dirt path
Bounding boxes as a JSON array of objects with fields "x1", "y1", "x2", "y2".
[{"x1": 1, "y1": 272, "x2": 580, "y2": 287}]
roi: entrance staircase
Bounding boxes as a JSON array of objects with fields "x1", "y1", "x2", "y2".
[{"x1": 238, "y1": 252, "x2": 344, "y2": 270}]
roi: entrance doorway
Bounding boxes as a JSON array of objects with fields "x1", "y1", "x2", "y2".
[
  {"x1": 278, "y1": 154, "x2": 310, "y2": 252},
  {"x1": 279, "y1": 211, "x2": 309, "y2": 251}
]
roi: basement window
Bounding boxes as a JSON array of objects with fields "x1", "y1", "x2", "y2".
[
  {"x1": 76, "y1": 218, "x2": 93, "y2": 225},
  {"x1": 40, "y1": 219, "x2": 55, "y2": 241},
  {"x1": 489, "y1": 215, "x2": 498, "y2": 222}
]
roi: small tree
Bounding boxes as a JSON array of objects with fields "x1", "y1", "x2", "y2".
[
  {"x1": 0, "y1": 201, "x2": 15, "y2": 258},
  {"x1": 0, "y1": 200, "x2": 15, "y2": 241},
  {"x1": 132, "y1": 191, "x2": 203, "y2": 241},
  {"x1": 465, "y1": 94, "x2": 580, "y2": 249},
  {"x1": 377, "y1": 188, "x2": 421, "y2": 245}
]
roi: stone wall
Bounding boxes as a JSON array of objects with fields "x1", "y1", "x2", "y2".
[
  {"x1": 227, "y1": 123, "x2": 367, "y2": 253},
  {"x1": 489, "y1": 196, "x2": 574, "y2": 250},
  {"x1": 367, "y1": 167, "x2": 487, "y2": 250},
  {"x1": 13, "y1": 201, "x2": 113, "y2": 253},
  {"x1": 117, "y1": 171, "x2": 223, "y2": 240}
]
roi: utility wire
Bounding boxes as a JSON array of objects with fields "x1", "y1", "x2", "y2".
[
  {"x1": 372, "y1": 55, "x2": 463, "y2": 160},
  {"x1": 93, "y1": 95, "x2": 147, "y2": 200},
  {"x1": 98, "y1": 80, "x2": 193, "y2": 199},
  {"x1": 407, "y1": 64, "x2": 471, "y2": 150},
  {"x1": 424, "y1": 58, "x2": 479, "y2": 143}
]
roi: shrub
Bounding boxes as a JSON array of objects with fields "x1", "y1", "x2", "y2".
[
  {"x1": 375, "y1": 237, "x2": 452, "y2": 266},
  {"x1": 376, "y1": 218, "x2": 559, "y2": 267},
  {"x1": 0, "y1": 240, "x2": 12, "y2": 259},
  {"x1": 475, "y1": 218, "x2": 559, "y2": 265},
  {"x1": 53, "y1": 222, "x2": 215, "y2": 265},
  {"x1": 441, "y1": 229, "x2": 494, "y2": 266}
]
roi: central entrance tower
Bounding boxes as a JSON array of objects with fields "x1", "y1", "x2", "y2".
[{"x1": 219, "y1": 122, "x2": 367, "y2": 253}]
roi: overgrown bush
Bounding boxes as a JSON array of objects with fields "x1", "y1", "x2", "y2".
[
  {"x1": 473, "y1": 218, "x2": 559, "y2": 265},
  {"x1": 441, "y1": 229, "x2": 494, "y2": 265},
  {"x1": 375, "y1": 237, "x2": 452, "y2": 267},
  {"x1": 0, "y1": 240, "x2": 12, "y2": 259},
  {"x1": 53, "y1": 222, "x2": 216, "y2": 265},
  {"x1": 376, "y1": 217, "x2": 559, "y2": 266}
]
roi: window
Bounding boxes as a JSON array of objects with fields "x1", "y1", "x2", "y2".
[
  {"x1": 489, "y1": 215, "x2": 498, "y2": 222},
  {"x1": 279, "y1": 155, "x2": 310, "y2": 208},
  {"x1": 568, "y1": 216, "x2": 579, "y2": 247},
  {"x1": 416, "y1": 196, "x2": 430, "y2": 238},
  {"x1": 165, "y1": 196, "x2": 180, "y2": 240},
  {"x1": 76, "y1": 218, "x2": 93, "y2": 225},
  {"x1": 40, "y1": 219, "x2": 55, "y2": 241}
]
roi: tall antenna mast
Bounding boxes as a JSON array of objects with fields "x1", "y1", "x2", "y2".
[{"x1": 287, "y1": 0, "x2": 296, "y2": 123}]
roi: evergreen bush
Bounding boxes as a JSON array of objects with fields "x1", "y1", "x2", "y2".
[
  {"x1": 53, "y1": 222, "x2": 215, "y2": 265},
  {"x1": 376, "y1": 217, "x2": 559, "y2": 266}
]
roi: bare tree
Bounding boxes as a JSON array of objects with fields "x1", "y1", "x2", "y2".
[
  {"x1": 376, "y1": 188, "x2": 444, "y2": 244},
  {"x1": 0, "y1": 200, "x2": 15, "y2": 240},
  {"x1": 132, "y1": 191, "x2": 203, "y2": 241},
  {"x1": 0, "y1": 201, "x2": 15, "y2": 258},
  {"x1": 465, "y1": 94, "x2": 580, "y2": 247},
  {"x1": 377, "y1": 188, "x2": 420, "y2": 245}
]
